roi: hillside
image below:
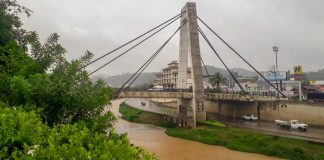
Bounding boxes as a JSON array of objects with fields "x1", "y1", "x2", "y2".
[
  {"x1": 306, "y1": 69, "x2": 324, "y2": 80},
  {"x1": 92, "y1": 72, "x2": 156, "y2": 87},
  {"x1": 94, "y1": 66, "x2": 324, "y2": 87},
  {"x1": 202, "y1": 65, "x2": 257, "y2": 77},
  {"x1": 93, "y1": 65, "x2": 256, "y2": 87}
]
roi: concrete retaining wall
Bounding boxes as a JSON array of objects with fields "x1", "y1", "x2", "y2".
[{"x1": 205, "y1": 100, "x2": 324, "y2": 127}]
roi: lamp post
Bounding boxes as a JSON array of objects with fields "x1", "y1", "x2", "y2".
[
  {"x1": 273, "y1": 46, "x2": 279, "y2": 72},
  {"x1": 272, "y1": 46, "x2": 280, "y2": 93},
  {"x1": 273, "y1": 46, "x2": 280, "y2": 119}
]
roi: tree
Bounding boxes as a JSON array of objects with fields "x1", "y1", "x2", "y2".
[
  {"x1": 0, "y1": 42, "x2": 155, "y2": 159},
  {"x1": 0, "y1": 105, "x2": 156, "y2": 159},
  {"x1": 211, "y1": 72, "x2": 227, "y2": 90},
  {"x1": 0, "y1": 42, "x2": 42, "y2": 103},
  {"x1": 0, "y1": 1, "x2": 157, "y2": 159},
  {"x1": 27, "y1": 32, "x2": 66, "y2": 71},
  {"x1": 132, "y1": 83, "x2": 154, "y2": 90},
  {"x1": 0, "y1": 0, "x2": 32, "y2": 50},
  {"x1": 1, "y1": 0, "x2": 115, "y2": 131}
]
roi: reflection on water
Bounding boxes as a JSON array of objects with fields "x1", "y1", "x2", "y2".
[{"x1": 111, "y1": 99, "x2": 281, "y2": 160}]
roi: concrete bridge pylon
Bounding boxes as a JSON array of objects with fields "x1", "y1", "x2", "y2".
[{"x1": 178, "y1": 2, "x2": 205, "y2": 128}]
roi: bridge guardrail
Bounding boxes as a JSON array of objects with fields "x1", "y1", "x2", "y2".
[{"x1": 119, "y1": 90, "x2": 286, "y2": 102}]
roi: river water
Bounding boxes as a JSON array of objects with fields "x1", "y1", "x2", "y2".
[{"x1": 111, "y1": 99, "x2": 282, "y2": 160}]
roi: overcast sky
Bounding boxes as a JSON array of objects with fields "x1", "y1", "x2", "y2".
[{"x1": 18, "y1": 0, "x2": 324, "y2": 76}]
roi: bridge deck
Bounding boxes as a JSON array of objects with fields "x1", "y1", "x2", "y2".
[{"x1": 118, "y1": 91, "x2": 284, "y2": 102}]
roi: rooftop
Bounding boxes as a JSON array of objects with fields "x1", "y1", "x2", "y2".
[{"x1": 168, "y1": 60, "x2": 178, "y2": 65}]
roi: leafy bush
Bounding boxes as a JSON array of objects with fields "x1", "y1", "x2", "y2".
[
  {"x1": 0, "y1": 105, "x2": 156, "y2": 159},
  {"x1": 0, "y1": 1, "x2": 157, "y2": 159}
]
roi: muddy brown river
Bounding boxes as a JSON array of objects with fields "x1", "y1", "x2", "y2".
[{"x1": 111, "y1": 99, "x2": 282, "y2": 160}]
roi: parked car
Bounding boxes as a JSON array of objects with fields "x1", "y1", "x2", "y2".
[
  {"x1": 148, "y1": 85, "x2": 163, "y2": 91},
  {"x1": 242, "y1": 114, "x2": 258, "y2": 121},
  {"x1": 275, "y1": 120, "x2": 308, "y2": 131}
]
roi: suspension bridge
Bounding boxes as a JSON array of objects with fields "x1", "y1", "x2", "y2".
[{"x1": 82, "y1": 2, "x2": 287, "y2": 128}]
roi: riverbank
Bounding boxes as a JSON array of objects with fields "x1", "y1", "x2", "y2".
[
  {"x1": 119, "y1": 102, "x2": 324, "y2": 160},
  {"x1": 119, "y1": 102, "x2": 177, "y2": 128},
  {"x1": 113, "y1": 99, "x2": 282, "y2": 160}
]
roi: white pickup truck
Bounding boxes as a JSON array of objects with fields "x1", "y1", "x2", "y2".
[
  {"x1": 275, "y1": 120, "x2": 308, "y2": 131},
  {"x1": 242, "y1": 114, "x2": 258, "y2": 121}
]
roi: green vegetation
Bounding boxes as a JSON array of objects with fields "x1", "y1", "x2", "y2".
[
  {"x1": 0, "y1": 1, "x2": 155, "y2": 159},
  {"x1": 119, "y1": 103, "x2": 177, "y2": 128},
  {"x1": 0, "y1": 105, "x2": 155, "y2": 159},
  {"x1": 197, "y1": 120, "x2": 226, "y2": 127},
  {"x1": 119, "y1": 103, "x2": 324, "y2": 160},
  {"x1": 210, "y1": 72, "x2": 227, "y2": 90},
  {"x1": 166, "y1": 126, "x2": 324, "y2": 160}
]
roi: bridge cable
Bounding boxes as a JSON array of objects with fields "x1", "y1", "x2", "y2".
[
  {"x1": 198, "y1": 26, "x2": 247, "y2": 95},
  {"x1": 201, "y1": 58, "x2": 215, "y2": 90},
  {"x1": 124, "y1": 22, "x2": 187, "y2": 90},
  {"x1": 198, "y1": 17, "x2": 286, "y2": 98},
  {"x1": 88, "y1": 14, "x2": 182, "y2": 76},
  {"x1": 81, "y1": 12, "x2": 185, "y2": 69},
  {"x1": 125, "y1": 47, "x2": 162, "y2": 90},
  {"x1": 116, "y1": 21, "x2": 186, "y2": 94},
  {"x1": 124, "y1": 46, "x2": 164, "y2": 91},
  {"x1": 118, "y1": 22, "x2": 185, "y2": 93}
]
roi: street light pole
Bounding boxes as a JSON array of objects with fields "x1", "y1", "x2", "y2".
[
  {"x1": 272, "y1": 46, "x2": 279, "y2": 91},
  {"x1": 275, "y1": 52, "x2": 278, "y2": 72},
  {"x1": 273, "y1": 46, "x2": 279, "y2": 73},
  {"x1": 273, "y1": 46, "x2": 280, "y2": 119}
]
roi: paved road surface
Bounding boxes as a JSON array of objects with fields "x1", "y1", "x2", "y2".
[{"x1": 216, "y1": 116, "x2": 324, "y2": 143}]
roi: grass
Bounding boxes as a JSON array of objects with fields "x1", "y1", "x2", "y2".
[
  {"x1": 166, "y1": 126, "x2": 324, "y2": 160},
  {"x1": 119, "y1": 102, "x2": 324, "y2": 160},
  {"x1": 119, "y1": 102, "x2": 177, "y2": 128},
  {"x1": 197, "y1": 120, "x2": 226, "y2": 127}
]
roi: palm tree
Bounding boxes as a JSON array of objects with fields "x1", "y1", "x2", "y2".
[{"x1": 211, "y1": 72, "x2": 227, "y2": 90}]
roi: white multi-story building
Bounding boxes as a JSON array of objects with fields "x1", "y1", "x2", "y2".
[
  {"x1": 154, "y1": 61, "x2": 191, "y2": 89},
  {"x1": 154, "y1": 61, "x2": 211, "y2": 89}
]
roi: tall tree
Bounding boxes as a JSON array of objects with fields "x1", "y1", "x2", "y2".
[
  {"x1": 211, "y1": 72, "x2": 227, "y2": 90},
  {"x1": 28, "y1": 32, "x2": 66, "y2": 71},
  {"x1": 0, "y1": 0, "x2": 32, "y2": 50},
  {"x1": 0, "y1": 1, "x2": 157, "y2": 159}
]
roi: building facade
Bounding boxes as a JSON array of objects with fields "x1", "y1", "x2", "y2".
[
  {"x1": 154, "y1": 61, "x2": 192, "y2": 89},
  {"x1": 153, "y1": 61, "x2": 213, "y2": 89}
]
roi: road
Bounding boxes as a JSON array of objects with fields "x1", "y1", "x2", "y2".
[{"x1": 216, "y1": 116, "x2": 324, "y2": 143}]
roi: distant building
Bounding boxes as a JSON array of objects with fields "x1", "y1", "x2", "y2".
[
  {"x1": 154, "y1": 61, "x2": 191, "y2": 89},
  {"x1": 154, "y1": 61, "x2": 211, "y2": 89},
  {"x1": 310, "y1": 80, "x2": 324, "y2": 93}
]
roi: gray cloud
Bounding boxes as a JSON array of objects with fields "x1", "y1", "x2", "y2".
[{"x1": 18, "y1": 0, "x2": 324, "y2": 75}]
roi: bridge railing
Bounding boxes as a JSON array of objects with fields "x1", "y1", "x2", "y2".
[
  {"x1": 118, "y1": 89, "x2": 287, "y2": 101},
  {"x1": 117, "y1": 88, "x2": 192, "y2": 92},
  {"x1": 205, "y1": 88, "x2": 286, "y2": 98},
  {"x1": 120, "y1": 88, "x2": 285, "y2": 97},
  {"x1": 118, "y1": 90, "x2": 193, "y2": 99}
]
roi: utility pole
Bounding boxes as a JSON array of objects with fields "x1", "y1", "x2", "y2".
[
  {"x1": 273, "y1": 46, "x2": 279, "y2": 72},
  {"x1": 272, "y1": 46, "x2": 279, "y2": 92},
  {"x1": 273, "y1": 46, "x2": 280, "y2": 119}
]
